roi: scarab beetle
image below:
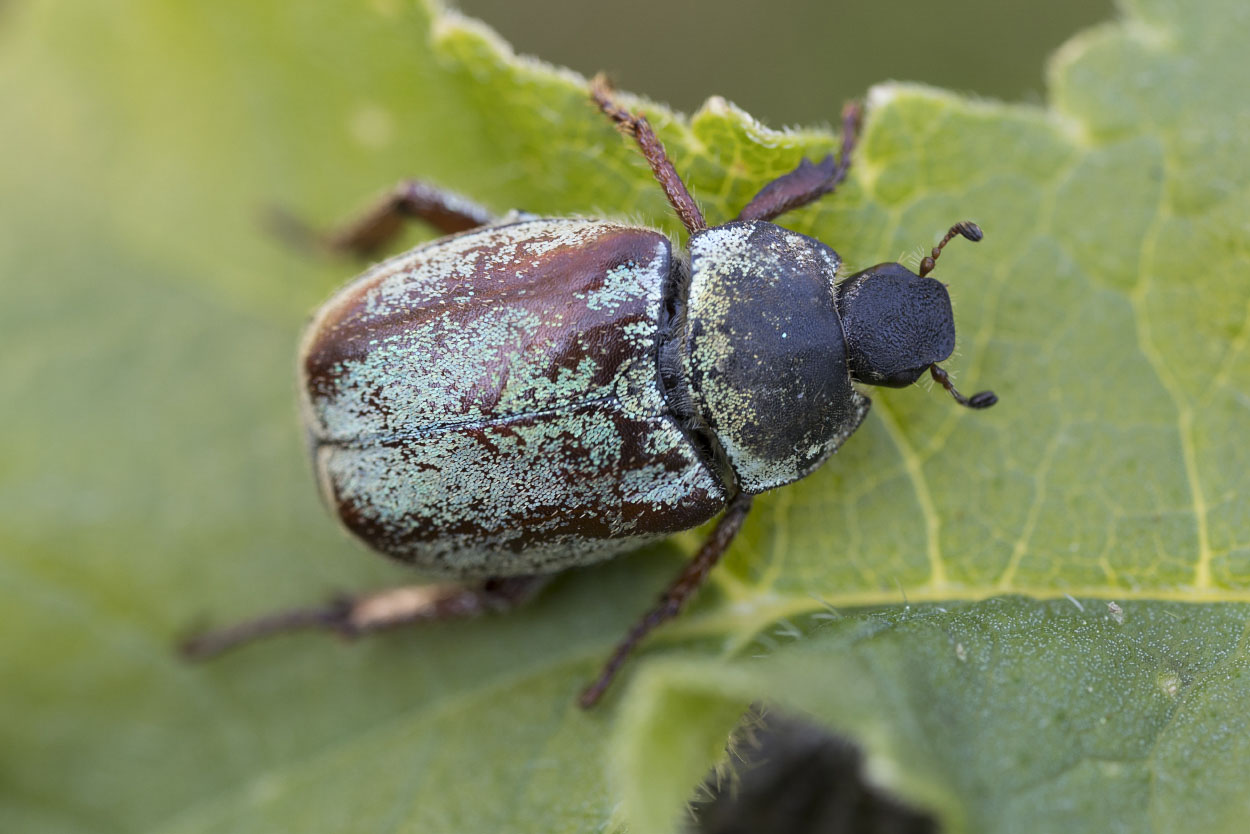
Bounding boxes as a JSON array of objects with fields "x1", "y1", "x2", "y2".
[{"x1": 185, "y1": 76, "x2": 995, "y2": 707}]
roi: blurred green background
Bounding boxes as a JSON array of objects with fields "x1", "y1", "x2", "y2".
[{"x1": 459, "y1": 0, "x2": 1112, "y2": 123}]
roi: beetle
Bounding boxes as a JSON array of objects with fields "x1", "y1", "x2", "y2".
[{"x1": 184, "y1": 76, "x2": 995, "y2": 707}]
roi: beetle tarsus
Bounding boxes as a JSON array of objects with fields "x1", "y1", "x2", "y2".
[
  {"x1": 179, "y1": 599, "x2": 355, "y2": 660},
  {"x1": 590, "y1": 73, "x2": 707, "y2": 235},
  {"x1": 264, "y1": 205, "x2": 329, "y2": 255},
  {"x1": 579, "y1": 493, "x2": 755, "y2": 708},
  {"x1": 929, "y1": 363, "x2": 996, "y2": 410}
]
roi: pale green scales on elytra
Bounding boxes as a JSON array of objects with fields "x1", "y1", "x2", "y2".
[{"x1": 299, "y1": 218, "x2": 729, "y2": 578}]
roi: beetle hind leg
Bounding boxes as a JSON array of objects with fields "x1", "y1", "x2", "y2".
[
  {"x1": 180, "y1": 575, "x2": 549, "y2": 660},
  {"x1": 578, "y1": 493, "x2": 754, "y2": 708}
]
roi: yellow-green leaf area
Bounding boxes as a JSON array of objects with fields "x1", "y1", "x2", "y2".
[{"x1": 2, "y1": 0, "x2": 1248, "y2": 832}]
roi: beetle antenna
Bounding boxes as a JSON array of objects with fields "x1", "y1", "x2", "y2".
[
  {"x1": 917, "y1": 221, "x2": 982, "y2": 277},
  {"x1": 929, "y1": 363, "x2": 996, "y2": 409}
]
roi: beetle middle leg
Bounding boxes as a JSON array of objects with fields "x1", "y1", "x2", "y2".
[
  {"x1": 181, "y1": 576, "x2": 548, "y2": 660},
  {"x1": 591, "y1": 73, "x2": 708, "y2": 235},
  {"x1": 735, "y1": 100, "x2": 863, "y2": 222},
  {"x1": 579, "y1": 492, "x2": 755, "y2": 708},
  {"x1": 322, "y1": 180, "x2": 498, "y2": 257},
  {"x1": 272, "y1": 180, "x2": 497, "y2": 258}
]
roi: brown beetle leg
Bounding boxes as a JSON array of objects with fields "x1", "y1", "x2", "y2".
[
  {"x1": 579, "y1": 492, "x2": 754, "y2": 708},
  {"x1": 736, "y1": 101, "x2": 862, "y2": 222},
  {"x1": 326, "y1": 180, "x2": 497, "y2": 256},
  {"x1": 591, "y1": 73, "x2": 707, "y2": 235},
  {"x1": 271, "y1": 180, "x2": 497, "y2": 258},
  {"x1": 180, "y1": 576, "x2": 548, "y2": 660}
]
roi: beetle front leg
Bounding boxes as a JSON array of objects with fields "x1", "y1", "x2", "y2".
[
  {"x1": 578, "y1": 493, "x2": 754, "y2": 708},
  {"x1": 181, "y1": 576, "x2": 548, "y2": 659},
  {"x1": 735, "y1": 101, "x2": 862, "y2": 223}
]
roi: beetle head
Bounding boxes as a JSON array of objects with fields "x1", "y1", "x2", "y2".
[
  {"x1": 835, "y1": 262, "x2": 956, "y2": 388},
  {"x1": 834, "y1": 220, "x2": 995, "y2": 410}
]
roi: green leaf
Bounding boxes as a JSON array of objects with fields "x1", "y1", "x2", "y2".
[
  {"x1": 623, "y1": 599, "x2": 1250, "y2": 833},
  {"x1": 1, "y1": 0, "x2": 1247, "y2": 832}
]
